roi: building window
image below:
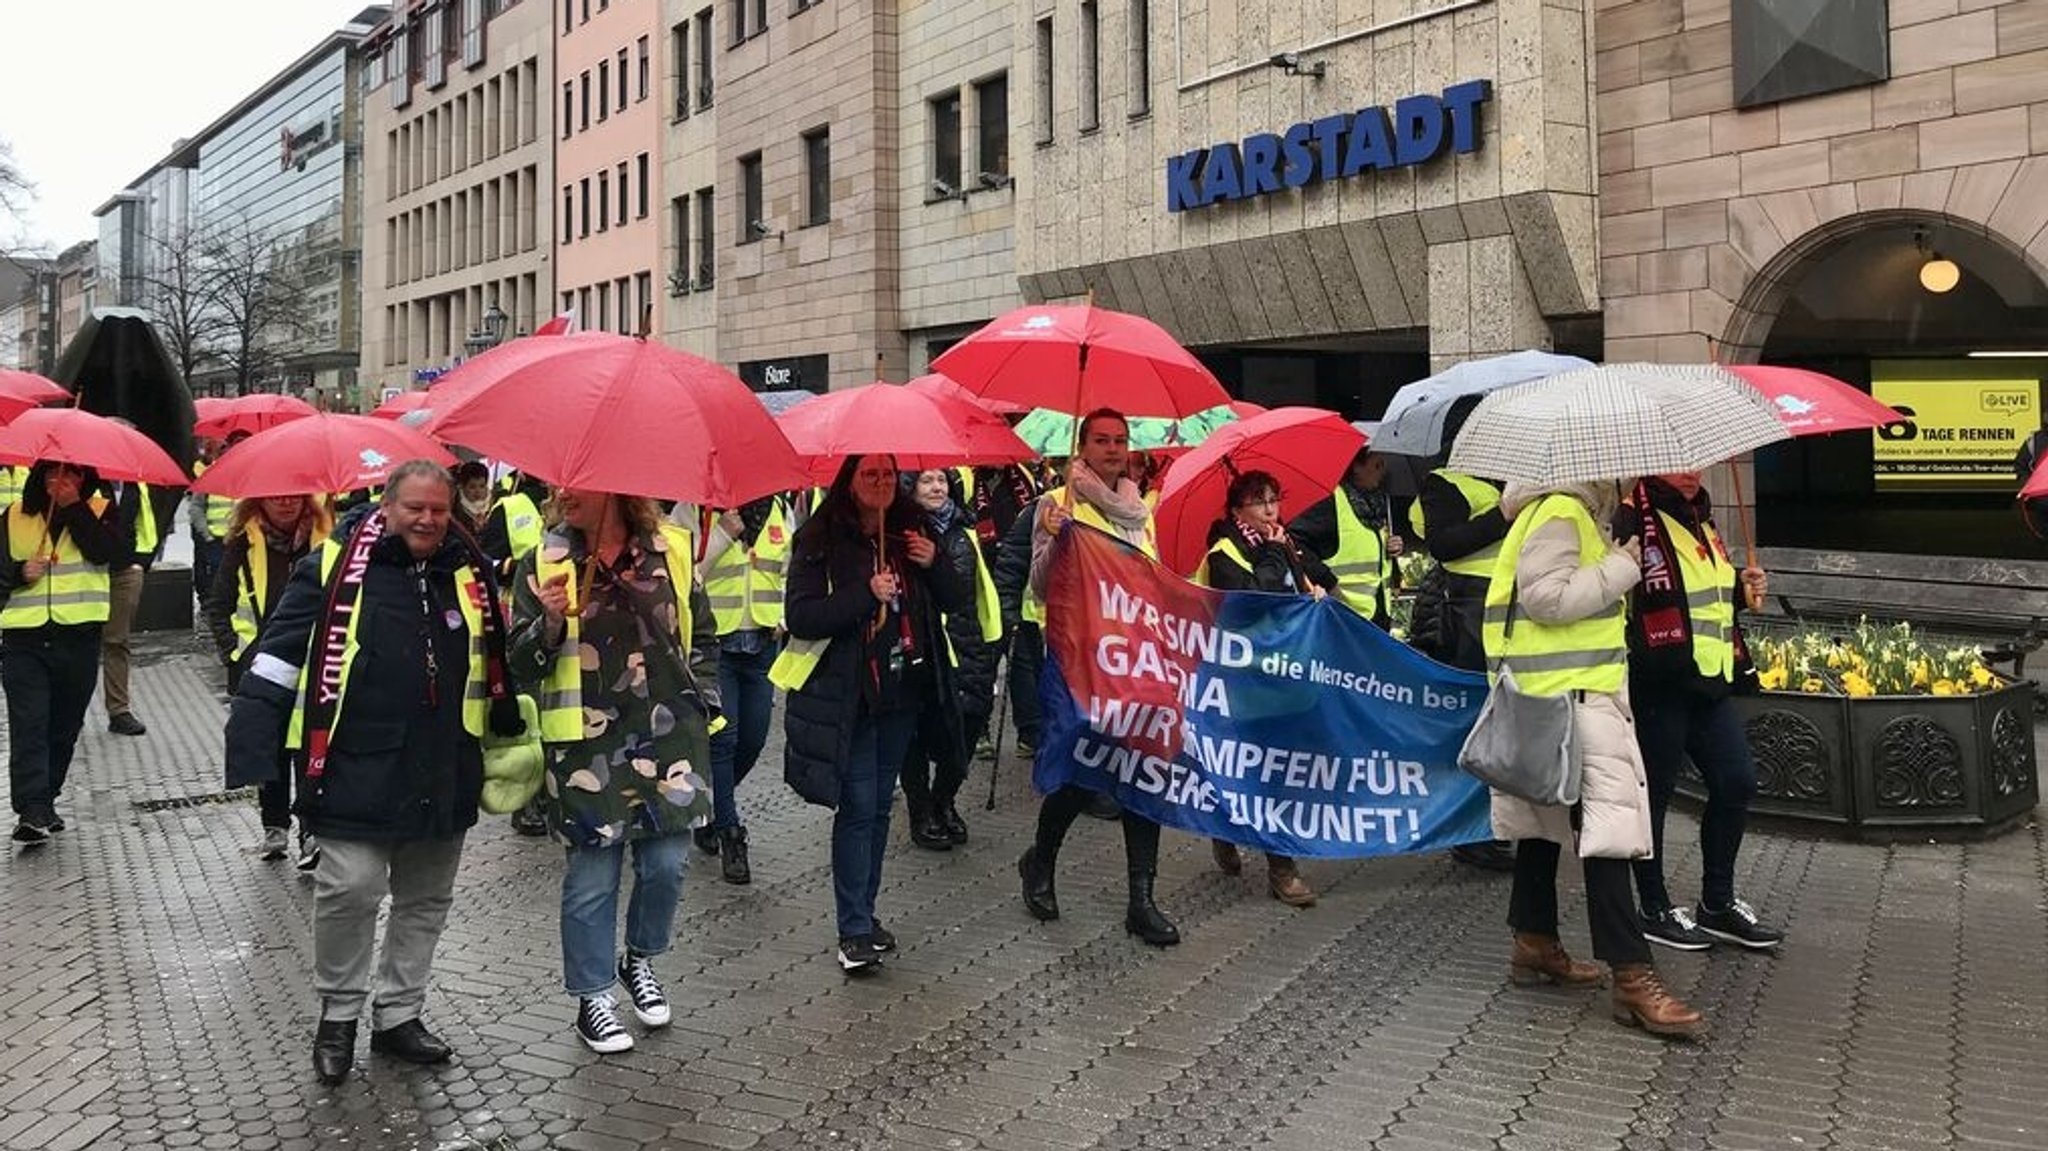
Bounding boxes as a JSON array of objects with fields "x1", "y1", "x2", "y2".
[
  {"x1": 580, "y1": 0, "x2": 590, "y2": 22},
  {"x1": 1034, "y1": 16, "x2": 1053, "y2": 144},
  {"x1": 597, "y1": 281, "x2": 610, "y2": 333},
  {"x1": 638, "y1": 36, "x2": 651, "y2": 101},
  {"x1": 637, "y1": 152, "x2": 651, "y2": 218},
  {"x1": 671, "y1": 21, "x2": 691, "y2": 118},
  {"x1": 598, "y1": 171, "x2": 611, "y2": 231},
  {"x1": 738, "y1": 152, "x2": 763, "y2": 243},
  {"x1": 598, "y1": 61, "x2": 610, "y2": 120},
  {"x1": 794, "y1": 0, "x2": 822, "y2": 12},
  {"x1": 563, "y1": 185, "x2": 574, "y2": 244},
  {"x1": 424, "y1": 7, "x2": 446, "y2": 89},
  {"x1": 731, "y1": 0, "x2": 766, "y2": 43},
  {"x1": 695, "y1": 9, "x2": 715, "y2": 107},
  {"x1": 617, "y1": 48, "x2": 629, "y2": 108},
  {"x1": 579, "y1": 176, "x2": 591, "y2": 236},
  {"x1": 563, "y1": 0, "x2": 573, "y2": 32},
  {"x1": 579, "y1": 286, "x2": 591, "y2": 325},
  {"x1": 803, "y1": 126, "x2": 831, "y2": 225},
  {"x1": 1078, "y1": 1, "x2": 1099, "y2": 132},
  {"x1": 635, "y1": 272, "x2": 652, "y2": 328},
  {"x1": 1128, "y1": 0, "x2": 1149, "y2": 118},
  {"x1": 580, "y1": 70, "x2": 591, "y2": 130},
  {"x1": 671, "y1": 195, "x2": 692, "y2": 288},
  {"x1": 930, "y1": 90, "x2": 962, "y2": 197},
  {"x1": 616, "y1": 160, "x2": 629, "y2": 226},
  {"x1": 562, "y1": 81, "x2": 574, "y2": 137},
  {"x1": 461, "y1": 0, "x2": 486, "y2": 69},
  {"x1": 976, "y1": 73, "x2": 1009, "y2": 180},
  {"x1": 695, "y1": 187, "x2": 715, "y2": 285}
]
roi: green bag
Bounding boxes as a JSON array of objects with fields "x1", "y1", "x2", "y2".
[{"x1": 480, "y1": 694, "x2": 545, "y2": 815}]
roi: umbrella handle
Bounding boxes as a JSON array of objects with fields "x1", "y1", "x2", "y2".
[{"x1": 1724, "y1": 456, "x2": 1762, "y2": 609}]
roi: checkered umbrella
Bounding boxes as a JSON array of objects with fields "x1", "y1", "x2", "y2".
[{"x1": 1445, "y1": 363, "x2": 1790, "y2": 485}]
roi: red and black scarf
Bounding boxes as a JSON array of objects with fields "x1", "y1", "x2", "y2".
[{"x1": 1628, "y1": 479, "x2": 1754, "y2": 681}]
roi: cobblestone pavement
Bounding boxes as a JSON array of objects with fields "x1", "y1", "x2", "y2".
[{"x1": 2, "y1": 629, "x2": 2044, "y2": 1151}]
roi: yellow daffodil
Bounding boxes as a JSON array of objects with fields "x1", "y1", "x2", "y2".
[
  {"x1": 1970, "y1": 665, "x2": 1997, "y2": 689},
  {"x1": 1801, "y1": 676, "x2": 1827, "y2": 694}
]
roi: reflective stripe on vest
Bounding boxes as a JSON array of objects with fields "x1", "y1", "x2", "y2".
[
  {"x1": 1, "y1": 507, "x2": 112, "y2": 628},
  {"x1": 1327, "y1": 492, "x2": 1387, "y2": 619},
  {"x1": 769, "y1": 635, "x2": 828, "y2": 691},
  {"x1": 703, "y1": 499, "x2": 790, "y2": 634},
  {"x1": 1193, "y1": 535, "x2": 1251, "y2": 588},
  {"x1": 1481, "y1": 494, "x2": 1628, "y2": 697},
  {"x1": 1656, "y1": 510, "x2": 1738, "y2": 681},
  {"x1": 536, "y1": 523, "x2": 699, "y2": 743},
  {"x1": 1412, "y1": 469, "x2": 1501, "y2": 580},
  {"x1": 1022, "y1": 486, "x2": 1157, "y2": 623},
  {"x1": 286, "y1": 541, "x2": 490, "y2": 747}
]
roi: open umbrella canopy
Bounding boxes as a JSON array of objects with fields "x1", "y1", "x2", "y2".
[
  {"x1": 193, "y1": 392, "x2": 319, "y2": 438},
  {"x1": 1723, "y1": 364, "x2": 1907, "y2": 436},
  {"x1": 930, "y1": 303, "x2": 1229, "y2": 421},
  {"x1": 777, "y1": 378, "x2": 1034, "y2": 483},
  {"x1": 0, "y1": 407, "x2": 186, "y2": 485},
  {"x1": 423, "y1": 331, "x2": 809, "y2": 506},
  {"x1": 50, "y1": 307, "x2": 194, "y2": 472},
  {"x1": 1373, "y1": 350, "x2": 1592, "y2": 458},
  {"x1": 0, "y1": 369, "x2": 68, "y2": 423},
  {"x1": 1013, "y1": 404, "x2": 1239, "y2": 457},
  {"x1": 1447, "y1": 364, "x2": 1789, "y2": 486},
  {"x1": 904, "y1": 373, "x2": 1026, "y2": 415},
  {"x1": 370, "y1": 390, "x2": 436, "y2": 420},
  {"x1": 1154, "y1": 407, "x2": 1367, "y2": 576},
  {"x1": 190, "y1": 413, "x2": 454, "y2": 498}
]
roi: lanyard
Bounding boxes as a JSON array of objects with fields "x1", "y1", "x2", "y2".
[{"x1": 413, "y1": 560, "x2": 440, "y2": 708}]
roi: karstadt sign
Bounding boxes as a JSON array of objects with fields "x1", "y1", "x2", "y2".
[{"x1": 1166, "y1": 79, "x2": 1492, "y2": 213}]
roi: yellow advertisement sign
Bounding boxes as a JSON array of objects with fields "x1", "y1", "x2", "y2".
[{"x1": 1871, "y1": 379, "x2": 2037, "y2": 489}]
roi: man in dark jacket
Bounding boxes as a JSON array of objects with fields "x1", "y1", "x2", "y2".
[
  {"x1": 224, "y1": 460, "x2": 516, "y2": 1084},
  {"x1": 99, "y1": 458, "x2": 167, "y2": 737},
  {"x1": 1289, "y1": 449, "x2": 1402, "y2": 627},
  {"x1": 990, "y1": 502, "x2": 1043, "y2": 754}
]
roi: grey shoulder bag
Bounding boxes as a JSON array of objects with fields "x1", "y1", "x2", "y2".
[{"x1": 1455, "y1": 582, "x2": 1583, "y2": 807}]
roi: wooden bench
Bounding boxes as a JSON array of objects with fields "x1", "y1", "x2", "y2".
[{"x1": 1751, "y1": 546, "x2": 2048, "y2": 677}]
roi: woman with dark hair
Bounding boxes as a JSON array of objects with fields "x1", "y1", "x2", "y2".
[
  {"x1": 205, "y1": 493, "x2": 334, "y2": 866},
  {"x1": 1195, "y1": 469, "x2": 1331, "y2": 907},
  {"x1": 508, "y1": 487, "x2": 719, "y2": 1053},
  {"x1": 3, "y1": 460, "x2": 122, "y2": 844},
  {"x1": 777, "y1": 454, "x2": 974, "y2": 972},
  {"x1": 898, "y1": 468, "x2": 984, "y2": 850}
]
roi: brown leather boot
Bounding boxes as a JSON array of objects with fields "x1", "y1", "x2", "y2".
[
  {"x1": 1611, "y1": 964, "x2": 1706, "y2": 1038},
  {"x1": 1509, "y1": 933, "x2": 1605, "y2": 987},
  {"x1": 1211, "y1": 839, "x2": 1242, "y2": 876},
  {"x1": 1267, "y1": 857, "x2": 1316, "y2": 907}
]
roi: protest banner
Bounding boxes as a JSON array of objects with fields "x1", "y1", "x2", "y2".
[{"x1": 1034, "y1": 525, "x2": 1495, "y2": 859}]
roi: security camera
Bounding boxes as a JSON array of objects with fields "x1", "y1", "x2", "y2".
[{"x1": 1270, "y1": 52, "x2": 1299, "y2": 70}]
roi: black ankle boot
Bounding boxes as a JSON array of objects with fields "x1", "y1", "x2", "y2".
[
  {"x1": 1018, "y1": 847, "x2": 1059, "y2": 921},
  {"x1": 312, "y1": 1019, "x2": 357, "y2": 1085},
  {"x1": 908, "y1": 801, "x2": 951, "y2": 851},
  {"x1": 1124, "y1": 871, "x2": 1180, "y2": 946}
]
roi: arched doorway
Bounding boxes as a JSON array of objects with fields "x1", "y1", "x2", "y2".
[{"x1": 1723, "y1": 211, "x2": 2048, "y2": 559}]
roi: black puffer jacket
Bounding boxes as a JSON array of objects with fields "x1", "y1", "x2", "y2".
[
  {"x1": 928, "y1": 508, "x2": 1000, "y2": 721},
  {"x1": 223, "y1": 506, "x2": 486, "y2": 841},
  {"x1": 990, "y1": 505, "x2": 1037, "y2": 628},
  {"x1": 781, "y1": 498, "x2": 974, "y2": 807}
]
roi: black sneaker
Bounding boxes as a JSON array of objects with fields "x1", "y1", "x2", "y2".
[
  {"x1": 296, "y1": 833, "x2": 322, "y2": 873},
  {"x1": 575, "y1": 994, "x2": 634, "y2": 1053},
  {"x1": 869, "y1": 921, "x2": 896, "y2": 953},
  {"x1": 938, "y1": 802, "x2": 968, "y2": 845},
  {"x1": 692, "y1": 823, "x2": 721, "y2": 856},
  {"x1": 1641, "y1": 906, "x2": 1715, "y2": 952},
  {"x1": 616, "y1": 955, "x2": 671, "y2": 1028},
  {"x1": 11, "y1": 819, "x2": 52, "y2": 846},
  {"x1": 510, "y1": 803, "x2": 550, "y2": 838},
  {"x1": 108, "y1": 713, "x2": 147, "y2": 737},
  {"x1": 1695, "y1": 899, "x2": 1785, "y2": 950},
  {"x1": 46, "y1": 814, "x2": 64, "y2": 833},
  {"x1": 836, "y1": 936, "x2": 884, "y2": 973},
  {"x1": 718, "y1": 826, "x2": 752, "y2": 885}
]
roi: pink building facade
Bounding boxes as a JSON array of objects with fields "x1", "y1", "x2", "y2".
[{"x1": 555, "y1": 0, "x2": 663, "y2": 334}]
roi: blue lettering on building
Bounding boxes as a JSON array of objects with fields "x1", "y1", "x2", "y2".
[{"x1": 1166, "y1": 79, "x2": 1493, "y2": 213}]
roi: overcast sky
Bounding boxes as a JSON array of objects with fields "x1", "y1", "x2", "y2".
[{"x1": 1, "y1": 1, "x2": 382, "y2": 251}]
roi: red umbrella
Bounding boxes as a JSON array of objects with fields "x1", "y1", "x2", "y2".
[
  {"x1": 194, "y1": 393, "x2": 319, "y2": 438},
  {"x1": 192, "y1": 396, "x2": 231, "y2": 426},
  {"x1": 1723, "y1": 365, "x2": 1905, "y2": 436},
  {"x1": 778, "y1": 378, "x2": 1035, "y2": 484},
  {"x1": 0, "y1": 407, "x2": 185, "y2": 485},
  {"x1": 189, "y1": 413, "x2": 455, "y2": 499},
  {"x1": 370, "y1": 390, "x2": 435, "y2": 420},
  {"x1": 930, "y1": 303, "x2": 1228, "y2": 421},
  {"x1": 0, "y1": 369, "x2": 68, "y2": 423},
  {"x1": 1227, "y1": 401, "x2": 1267, "y2": 419},
  {"x1": 423, "y1": 331, "x2": 808, "y2": 506},
  {"x1": 905, "y1": 372, "x2": 1026, "y2": 415},
  {"x1": 1153, "y1": 407, "x2": 1367, "y2": 577}
]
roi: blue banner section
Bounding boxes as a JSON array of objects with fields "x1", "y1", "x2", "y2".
[{"x1": 1032, "y1": 526, "x2": 1494, "y2": 859}]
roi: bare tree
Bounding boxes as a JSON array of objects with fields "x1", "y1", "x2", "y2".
[
  {"x1": 198, "y1": 216, "x2": 318, "y2": 396},
  {"x1": 0, "y1": 137, "x2": 48, "y2": 264},
  {"x1": 132, "y1": 223, "x2": 225, "y2": 384}
]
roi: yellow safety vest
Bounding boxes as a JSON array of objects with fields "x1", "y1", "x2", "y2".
[
  {"x1": 703, "y1": 499, "x2": 790, "y2": 634},
  {"x1": 1411, "y1": 469, "x2": 1501, "y2": 580},
  {"x1": 228, "y1": 517, "x2": 333, "y2": 662},
  {"x1": 122, "y1": 483, "x2": 159, "y2": 556},
  {"x1": 1, "y1": 504, "x2": 113, "y2": 628},
  {"x1": 286, "y1": 537, "x2": 491, "y2": 748},
  {"x1": 0, "y1": 466, "x2": 25, "y2": 510},
  {"x1": 535, "y1": 523, "x2": 706, "y2": 743},
  {"x1": 1326, "y1": 491, "x2": 1389, "y2": 619},
  {"x1": 1655, "y1": 510, "x2": 1737, "y2": 682},
  {"x1": 494, "y1": 492, "x2": 543, "y2": 565},
  {"x1": 1192, "y1": 535, "x2": 1250, "y2": 588},
  {"x1": 771, "y1": 529, "x2": 1001, "y2": 690},
  {"x1": 1021, "y1": 486, "x2": 1157, "y2": 624},
  {"x1": 1482, "y1": 494, "x2": 1628, "y2": 697}
]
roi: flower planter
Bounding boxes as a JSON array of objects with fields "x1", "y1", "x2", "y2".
[{"x1": 1678, "y1": 682, "x2": 2038, "y2": 838}]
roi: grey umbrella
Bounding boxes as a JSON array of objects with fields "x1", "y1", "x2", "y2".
[
  {"x1": 51, "y1": 307, "x2": 196, "y2": 473},
  {"x1": 1373, "y1": 350, "x2": 1591, "y2": 459}
]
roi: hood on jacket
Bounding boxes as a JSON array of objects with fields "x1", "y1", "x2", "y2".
[{"x1": 1501, "y1": 479, "x2": 1628, "y2": 525}]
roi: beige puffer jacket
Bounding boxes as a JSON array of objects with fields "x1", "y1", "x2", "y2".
[{"x1": 1487, "y1": 482, "x2": 1654, "y2": 860}]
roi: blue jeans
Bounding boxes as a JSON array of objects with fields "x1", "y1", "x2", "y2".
[
  {"x1": 831, "y1": 705, "x2": 917, "y2": 940},
  {"x1": 1631, "y1": 687, "x2": 1759, "y2": 914},
  {"x1": 710, "y1": 639, "x2": 777, "y2": 830},
  {"x1": 560, "y1": 833, "x2": 689, "y2": 996}
]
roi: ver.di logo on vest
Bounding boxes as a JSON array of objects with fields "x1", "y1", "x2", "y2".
[{"x1": 1166, "y1": 79, "x2": 1492, "y2": 213}]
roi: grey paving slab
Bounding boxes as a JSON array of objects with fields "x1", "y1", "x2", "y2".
[{"x1": 0, "y1": 627, "x2": 2044, "y2": 1150}]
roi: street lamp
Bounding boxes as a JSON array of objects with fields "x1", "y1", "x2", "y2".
[{"x1": 462, "y1": 300, "x2": 511, "y2": 358}]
